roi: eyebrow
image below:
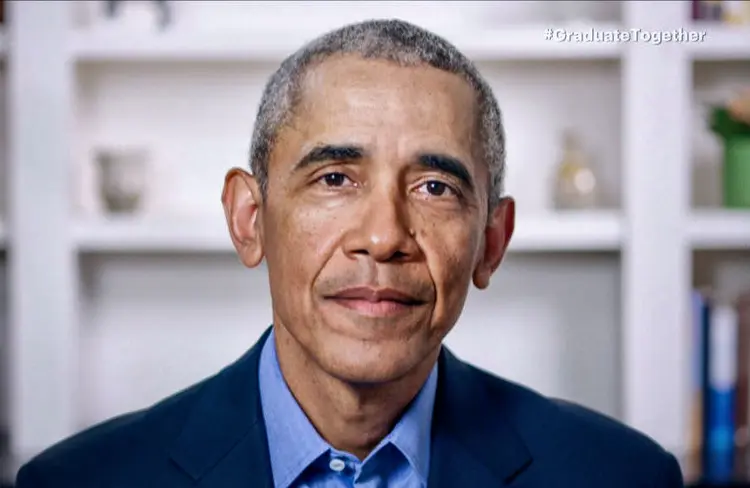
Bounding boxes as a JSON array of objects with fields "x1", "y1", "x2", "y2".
[
  {"x1": 294, "y1": 144, "x2": 365, "y2": 171},
  {"x1": 293, "y1": 143, "x2": 474, "y2": 190},
  {"x1": 417, "y1": 153, "x2": 474, "y2": 191}
]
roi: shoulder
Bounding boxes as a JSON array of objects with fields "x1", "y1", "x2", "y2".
[
  {"x1": 14, "y1": 377, "x2": 209, "y2": 487},
  {"x1": 468, "y1": 363, "x2": 683, "y2": 486},
  {"x1": 14, "y1": 332, "x2": 269, "y2": 487}
]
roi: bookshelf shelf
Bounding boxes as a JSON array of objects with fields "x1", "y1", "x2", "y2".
[
  {"x1": 70, "y1": 23, "x2": 623, "y2": 63},
  {"x1": 689, "y1": 210, "x2": 750, "y2": 250},
  {"x1": 689, "y1": 25, "x2": 750, "y2": 61},
  {"x1": 508, "y1": 211, "x2": 622, "y2": 252},
  {"x1": 73, "y1": 217, "x2": 231, "y2": 253}
]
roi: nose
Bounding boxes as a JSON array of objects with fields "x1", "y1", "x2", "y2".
[{"x1": 342, "y1": 186, "x2": 420, "y2": 263}]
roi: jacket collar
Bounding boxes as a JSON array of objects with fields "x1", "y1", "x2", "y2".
[
  {"x1": 428, "y1": 347, "x2": 533, "y2": 486},
  {"x1": 168, "y1": 326, "x2": 533, "y2": 486},
  {"x1": 168, "y1": 326, "x2": 275, "y2": 487}
]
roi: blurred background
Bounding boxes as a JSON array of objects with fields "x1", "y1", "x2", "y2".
[{"x1": 0, "y1": 0, "x2": 748, "y2": 486}]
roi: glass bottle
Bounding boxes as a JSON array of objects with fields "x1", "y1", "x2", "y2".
[{"x1": 552, "y1": 130, "x2": 598, "y2": 210}]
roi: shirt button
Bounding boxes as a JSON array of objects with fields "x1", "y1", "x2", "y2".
[{"x1": 329, "y1": 457, "x2": 347, "y2": 472}]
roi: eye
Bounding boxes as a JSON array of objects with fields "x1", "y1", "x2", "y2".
[
  {"x1": 418, "y1": 180, "x2": 458, "y2": 198},
  {"x1": 318, "y1": 172, "x2": 352, "y2": 188}
]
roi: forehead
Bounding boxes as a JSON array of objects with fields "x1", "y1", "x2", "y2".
[{"x1": 282, "y1": 54, "x2": 480, "y2": 156}]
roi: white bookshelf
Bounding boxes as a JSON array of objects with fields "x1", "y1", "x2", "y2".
[
  {"x1": 689, "y1": 210, "x2": 750, "y2": 250},
  {"x1": 2, "y1": 0, "x2": 750, "y2": 481},
  {"x1": 690, "y1": 25, "x2": 750, "y2": 60},
  {"x1": 509, "y1": 211, "x2": 623, "y2": 251},
  {"x1": 70, "y1": 23, "x2": 624, "y2": 62},
  {"x1": 74, "y1": 217, "x2": 231, "y2": 253}
]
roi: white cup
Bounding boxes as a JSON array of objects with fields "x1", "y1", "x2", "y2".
[{"x1": 96, "y1": 147, "x2": 149, "y2": 214}]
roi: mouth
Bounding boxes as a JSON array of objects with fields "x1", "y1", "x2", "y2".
[{"x1": 324, "y1": 286, "x2": 427, "y2": 318}]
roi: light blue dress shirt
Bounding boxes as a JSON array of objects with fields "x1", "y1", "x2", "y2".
[{"x1": 258, "y1": 329, "x2": 438, "y2": 488}]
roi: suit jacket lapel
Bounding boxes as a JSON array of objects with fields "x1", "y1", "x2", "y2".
[
  {"x1": 429, "y1": 347, "x2": 533, "y2": 487},
  {"x1": 168, "y1": 326, "x2": 275, "y2": 487}
]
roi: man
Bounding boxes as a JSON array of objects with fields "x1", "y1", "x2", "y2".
[{"x1": 16, "y1": 19, "x2": 683, "y2": 488}]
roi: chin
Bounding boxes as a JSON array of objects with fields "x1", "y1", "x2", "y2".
[{"x1": 318, "y1": 336, "x2": 425, "y2": 385}]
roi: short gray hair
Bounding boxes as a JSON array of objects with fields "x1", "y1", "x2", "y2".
[{"x1": 249, "y1": 18, "x2": 506, "y2": 209}]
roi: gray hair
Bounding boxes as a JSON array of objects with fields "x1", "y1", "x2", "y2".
[{"x1": 249, "y1": 18, "x2": 506, "y2": 209}]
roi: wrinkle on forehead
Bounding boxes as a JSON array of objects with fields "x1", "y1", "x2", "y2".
[{"x1": 294, "y1": 55, "x2": 481, "y2": 151}]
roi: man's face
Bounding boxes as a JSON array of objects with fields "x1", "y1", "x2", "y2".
[{"x1": 223, "y1": 55, "x2": 514, "y2": 384}]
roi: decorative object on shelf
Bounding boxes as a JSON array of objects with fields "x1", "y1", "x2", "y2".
[
  {"x1": 104, "y1": 0, "x2": 172, "y2": 31},
  {"x1": 694, "y1": 0, "x2": 727, "y2": 21},
  {"x1": 710, "y1": 90, "x2": 750, "y2": 208},
  {"x1": 689, "y1": 288, "x2": 750, "y2": 484},
  {"x1": 723, "y1": 0, "x2": 750, "y2": 23},
  {"x1": 548, "y1": 1, "x2": 596, "y2": 25},
  {"x1": 95, "y1": 146, "x2": 149, "y2": 215},
  {"x1": 693, "y1": 0, "x2": 750, "y2": 23},
  {"x1": 729, "y1": 90, "x2": 750, "y2": 125},
  {"x1": 551, "y1": 129, "x2": 598, "y2": 210},
  {"x1": 737, "y1": 292, "x2": 750, "y2": 482}
]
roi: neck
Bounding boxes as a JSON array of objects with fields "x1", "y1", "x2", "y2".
[{"x1": 273, "y1": 323, "x2": 438, "y2": 461}]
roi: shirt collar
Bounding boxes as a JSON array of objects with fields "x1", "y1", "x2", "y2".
[
  {"x1": 258, "y1": 328, "x2": 438, "y2": 488},
  {"x1": 379, "y1": 353, "x2": 437, "y2": 483}
]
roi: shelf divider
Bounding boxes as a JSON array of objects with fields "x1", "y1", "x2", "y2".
[{"x1": 6, "y1": 0, "x2": 80, "y2": 459}]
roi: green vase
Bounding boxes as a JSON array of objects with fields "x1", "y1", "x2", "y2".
[
  {"x1": 723, "y1": 137, "x2": 750, "y2": 208},
  {"x1": 711, "y1": 107, "x2": 750, "y2": 208}
]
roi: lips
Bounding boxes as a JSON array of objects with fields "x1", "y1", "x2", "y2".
[
  {"x1": 325, "y1": 286, "x2": 426, "y2": 317},
  {"x1": 330, "y1": 287, "x2": 424, "y2": 305}
]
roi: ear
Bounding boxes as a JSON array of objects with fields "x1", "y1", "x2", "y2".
[
  {"x1": 221, "y1": 167, "x2": 265, "y2": 268},
  {"x1": 473, "y1": 197, "x2": 515, "y2": 290}
]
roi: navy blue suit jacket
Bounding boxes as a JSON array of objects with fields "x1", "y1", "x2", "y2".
[{"x1": 16, "y1": 327, "x2": 684, "y2": 487}]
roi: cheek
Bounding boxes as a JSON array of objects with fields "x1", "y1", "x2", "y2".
[
  {"x1": 420, "y1": 217, "x2": 481, "y2": 316},
  {"x1": 267, "y1": 202, "x2": 346, "y2": 286}
]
